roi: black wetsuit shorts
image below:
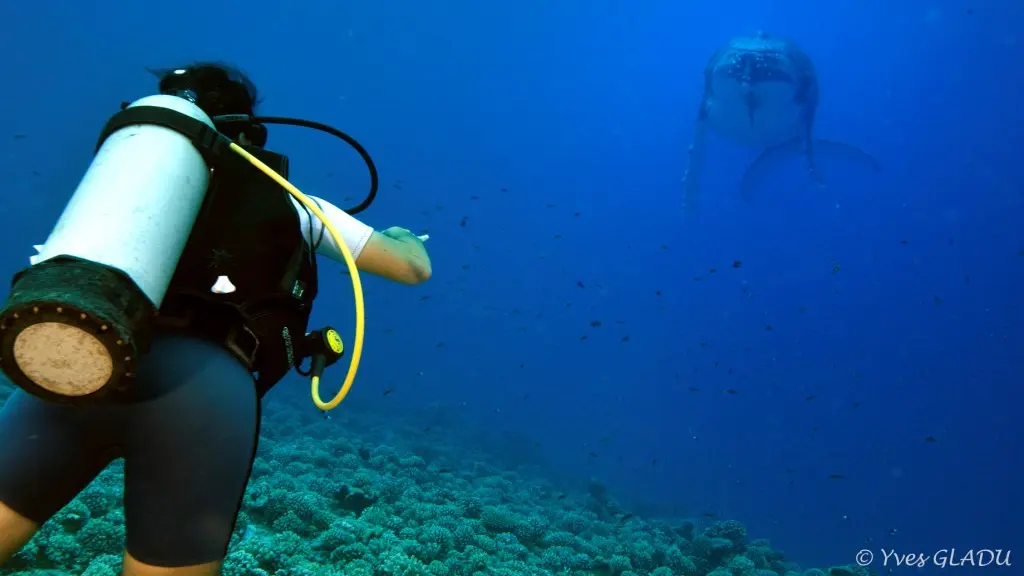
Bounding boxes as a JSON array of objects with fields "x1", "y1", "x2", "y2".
[{"x1": 0, "y1": 333, "x2": 261, "y2": 567}]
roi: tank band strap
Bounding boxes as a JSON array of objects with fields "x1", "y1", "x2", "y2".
[{"x1": 97, "y1": 106, "x2": 231, "y2": 162}]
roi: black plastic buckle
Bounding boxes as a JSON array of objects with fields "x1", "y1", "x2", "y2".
[{"x1": 225, "y1": 324, "x2": 260, "y2": 370}]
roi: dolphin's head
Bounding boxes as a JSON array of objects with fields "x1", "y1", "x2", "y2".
[
  {"x1": 702, "y1": 32, "x2": 820, "y2": 146},
  {"x1": 708, "y1": 32, "x2": 818, "y2": 113}
]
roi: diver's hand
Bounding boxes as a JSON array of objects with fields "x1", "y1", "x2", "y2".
[
  {"x1": 381, "y1": 226, "x2": 429, "y2": 244},
  {"x1": 359, "y1": 226, "x2": 432, "y2": 284}
]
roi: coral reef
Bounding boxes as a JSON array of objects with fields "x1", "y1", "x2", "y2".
[{"x1": 0, "y1": 385, "x2": 868, "y2": 576}]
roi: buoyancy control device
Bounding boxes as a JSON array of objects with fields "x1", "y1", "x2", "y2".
[{"x1": 0, "y1": 92, "x2": 373, "y2": 412}]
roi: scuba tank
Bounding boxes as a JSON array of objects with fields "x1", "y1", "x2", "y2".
[{"x1": 0, "y1": 94, "x2": 216, "y2": 401}]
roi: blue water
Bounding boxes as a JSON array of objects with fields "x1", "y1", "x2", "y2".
[{"x1": 0, "y1": 0, "x2": 1020, "y2": 574}]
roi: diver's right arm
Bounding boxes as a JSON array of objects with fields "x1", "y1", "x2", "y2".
[{"x1": 295, "y1": 195, "x2": 432, "y2": 286}]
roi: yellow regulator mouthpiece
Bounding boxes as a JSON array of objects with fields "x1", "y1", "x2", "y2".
[{"x1": 325, "y1": 328, "x2": 344, "y2": 355}]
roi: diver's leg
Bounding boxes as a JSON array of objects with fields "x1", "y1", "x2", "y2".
[
  {"x1": 122, "y1": 553, "x2": 221, "y2": 576},
  {"x1": 0, "y1": 389, "x2": 118, "y2": 564},
  {"x1": 0, "y1": 501, "x2": 36, "y2": 564},
  {"x1": 121, "y1": 334, "x2": 260, "y2": 575}
]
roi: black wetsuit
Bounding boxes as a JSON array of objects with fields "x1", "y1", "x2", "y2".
[{"x1": 0, "y1": 332, "x2": 260, "y2": 566}]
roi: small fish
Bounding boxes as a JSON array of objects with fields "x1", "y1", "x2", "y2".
[
  {"x1": 723, "y1": 388, "x2": 738, "y2": 395},
  {"x1": 828, "y1": 473, "x2": 844, "y2": 480},
  {"x1": 437, "y1": 468, "x2": 453, "y2": 474},
  {"x1": 732, "y1": 260, "x2": 743, "y2": 268},
  {"x1": 382, "y1": 387, "x2": 395, "y2": 396},
  {"x1": 358, "y1": 448, "x2": 371, "y2": 461},
  {"x1": 923, "y1": 436, "x2": 938, "y2": 443},
  {"x1": 700, "y1": 512, "x2": 718, "y2": 519}
]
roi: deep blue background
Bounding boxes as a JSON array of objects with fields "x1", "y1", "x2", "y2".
[{"x1": 1, "y1": 0, "x2": 1019, "y2": 570}]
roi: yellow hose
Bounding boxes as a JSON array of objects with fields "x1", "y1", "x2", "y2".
[{"x1": 228, "y1": 141, "x2": 364, "y2": 411}]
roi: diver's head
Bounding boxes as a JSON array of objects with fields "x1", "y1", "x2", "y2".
[
  {"x1": 148, "y1": 62, "x2": 267, "y2": 145},
  {"x1": 151, "y1": 62, "x2": 258, "y2": 116}
]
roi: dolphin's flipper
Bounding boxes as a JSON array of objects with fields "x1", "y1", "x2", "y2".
[
  {"x1": 810, "y1": 139, "x2": 881, "y2": 172},
  {"x1": 682, "y1": 106, "x2": 709, "y2": 214},
  {"x1": 740, "y1": 138, "x2": 881, "y2": 202},
  {"x1": 804, "y1": 123, "x2": 825, "y2": 187}
]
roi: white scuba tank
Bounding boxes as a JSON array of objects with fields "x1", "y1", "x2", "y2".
[
  {"x1": 35, "y1": 94, "x2": 214, "y2": 305},
  {"x1": 0, "y1": 94, "x2": 216, "y2": 400}
]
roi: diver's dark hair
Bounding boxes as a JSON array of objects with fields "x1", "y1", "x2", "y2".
[{"x1": 147, "y1": 61, "x2": 261, "y2": 117}]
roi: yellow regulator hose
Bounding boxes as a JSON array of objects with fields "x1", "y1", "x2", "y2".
[{"x1": 228, "y1": 142, "x2": 364, "y2": 411}]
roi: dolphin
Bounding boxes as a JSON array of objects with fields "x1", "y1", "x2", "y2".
[{"x1": 682, "y1": 31, "x2": 879, "y2": 211}]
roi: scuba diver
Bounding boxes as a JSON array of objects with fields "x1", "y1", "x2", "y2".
[{"x1": 0, "y1": 63, "x2": 432, "y2": 575}]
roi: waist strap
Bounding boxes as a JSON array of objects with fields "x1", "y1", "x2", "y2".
[{"x1": 154, "y1": 311, "x2": 260, "y2": 370}]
